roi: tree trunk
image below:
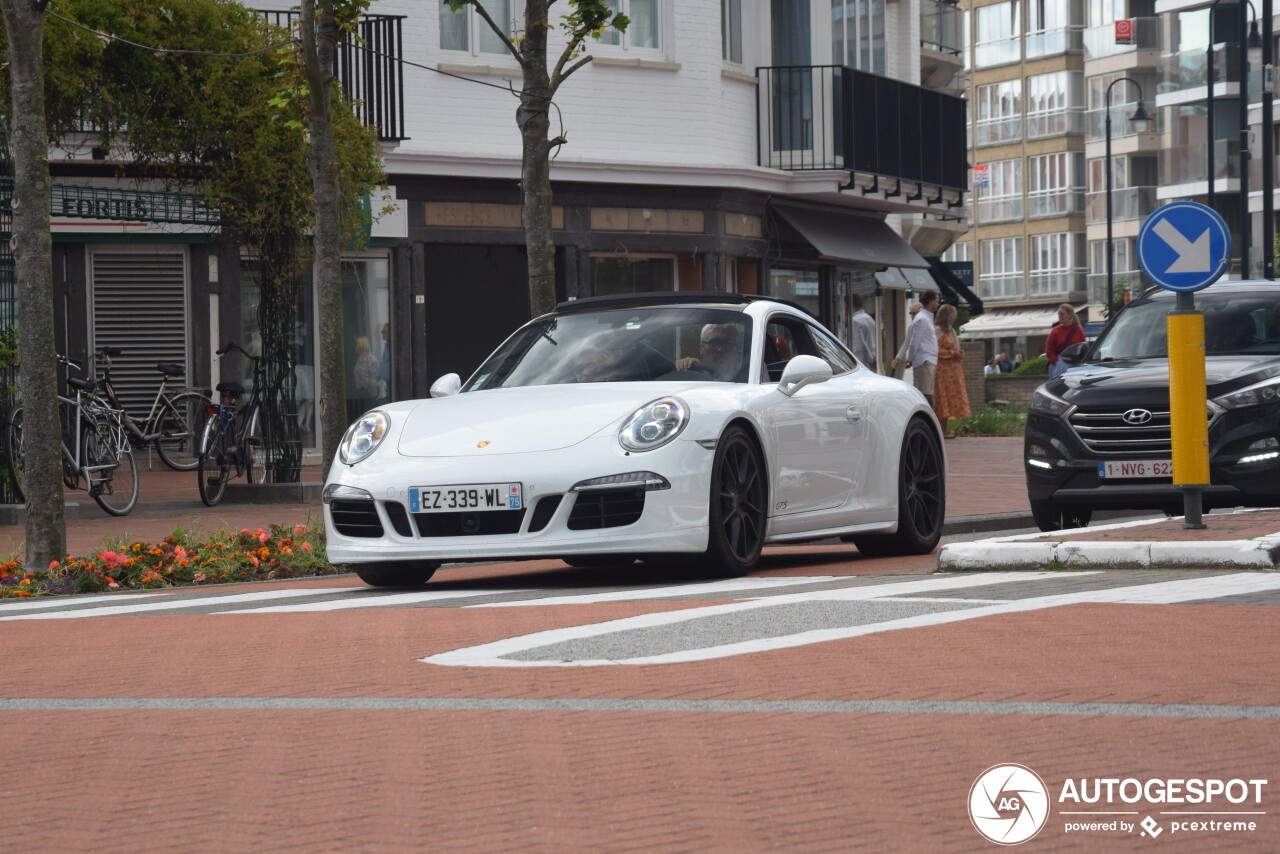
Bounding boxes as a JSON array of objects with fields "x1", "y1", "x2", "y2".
[
  {"x1": 1, "y1": 0, "x2": 66, "y2": 568},
  {"x1": 299, "y1": 0, "x2": 348, "y2": 470},
  {"x1": 520, "y1": 1, "x2": 557, "y2": 317}
]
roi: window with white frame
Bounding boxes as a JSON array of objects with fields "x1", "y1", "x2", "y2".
[
  {"x1": 1089, "y1": 238, "x2": 1136, "y2": 303},
  {"x1": 943, "y1": 241, "x2": 972, "y2": 263},
  {"x1": 977, "y1": 158, "x2": 1023, "y2": 223},
  {"x1": 832, "y1": 0, "x2": 887, "y2": 74},
  {"x1": 439, "y1": 0, "x2": 518, "y2": 56},
  {"x1": 975, "y1": 79, "x2": 1022, "y2": 145},
  {"x1": 1087, "y1": 0, "x2": 1124, "y2": 28},
  {"x1": 979, "y1": 237, "x2": 1024, "y2": 299},
  {"x1": 1028, "y1": 151, "x2": 1085, "y2": 217},
  {"x1": 974, "y1": 2, "x2": 1020, "y2": 68},
  {"x1": 722, "y1": 0, "x2": 742, "y2": 64},
  {"x1": 1029, "y1": 232, "x2": 1085, "y2": 296},
  {"x1": 598, "y1": 0, "x2": 662, "y2": 52},
  {"x1": 1025, "y1": 70, "x2": 1083, "y2": 138}
]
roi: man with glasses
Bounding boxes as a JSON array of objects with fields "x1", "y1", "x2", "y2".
[{"x1": 675, "y1": 323, "x2": 743, "y2": 381}]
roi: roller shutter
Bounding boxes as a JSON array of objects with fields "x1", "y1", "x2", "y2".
[{"x1": 90, "y1": 249, "x2": 190, "y2": 416}]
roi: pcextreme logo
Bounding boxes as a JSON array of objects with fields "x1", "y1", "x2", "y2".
[{"x1": 969, "y1": 764, "x2": 1051, "y2": 845}]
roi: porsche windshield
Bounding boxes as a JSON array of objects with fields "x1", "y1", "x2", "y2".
[
  {"x1": 463, "y1": 307, "x2": 754, "y2": 390},
  {"x1": 1092, "y1": 290, "x2": 1280, "y2": 360}
]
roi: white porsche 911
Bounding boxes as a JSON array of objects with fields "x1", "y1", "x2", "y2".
[{"x1": 323, "y1": 294, "x2": 946, "y2": 586}]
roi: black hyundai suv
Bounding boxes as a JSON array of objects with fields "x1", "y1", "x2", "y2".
[{"x1": 1025, "y1": 281, "x2": 1280, "y2": 531}]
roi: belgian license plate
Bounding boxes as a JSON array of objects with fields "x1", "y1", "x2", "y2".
[
  {"x1": 1097, "y1": 460, "x2": 1173, "y2": 480},
  {"x1": 409, "y1": 483, "x2": 523, "y2": 513}
]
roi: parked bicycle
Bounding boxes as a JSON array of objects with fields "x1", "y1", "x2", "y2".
[
  {"x1": 197, "y1": 341, "x2": 267, "y2": 506},
  {"x1": 91, "y1": 346, "x2": 212, "y2": 471},
  {"x1": 8, "y1": 354, "x2": 139, "y2": 516}
]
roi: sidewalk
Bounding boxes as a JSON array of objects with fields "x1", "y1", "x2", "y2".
[{"x1": 1, "y1": 436, "x2": 1276, "y2": 570}]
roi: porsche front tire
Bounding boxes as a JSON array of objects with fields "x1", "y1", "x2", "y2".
[
  {"x1": 354, "y1": 561, "x2": 440, "y2": 588},
  {"x1": 701, "y1": 425, "x2": 767, "y2": 577}
]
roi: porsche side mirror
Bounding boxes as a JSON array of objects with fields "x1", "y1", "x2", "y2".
[
  {"x1": 429, "y1": 373, "x2": 461, "y2": 398},
  {"x1": 1060, "y1": 342, "x2": 1089, "y2": 366},
  {"x1": 777, "y1": 355, "x2": 832, "y2": 397}
]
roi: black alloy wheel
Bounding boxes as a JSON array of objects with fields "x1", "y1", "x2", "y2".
[
  {"x1": 197, "y1": 419, "x2": 230, "y2": 507},
  {"x1": 701, "y1": 425, "x2": 767, "y2": 576},
  {"x1": 355, "y1": 561, "x2": 441, "y2": 588},
  {"x1": 853, "y1": 418, "x2": 945, "y2": 557}
]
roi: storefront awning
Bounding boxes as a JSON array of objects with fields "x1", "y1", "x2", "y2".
[
  {"x1": 772, "y1": 203, "x2": 929, "y2": 270},
  {"x1": 958, "y1": 305, "x2": 1085, "y2": 340}
]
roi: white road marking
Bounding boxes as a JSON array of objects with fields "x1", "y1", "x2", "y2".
[
  {"x1": 0, "y1": 592, "x2": 166, "y2": 613},
  {"x1": 242, "y1": 588, "x2": 536, "y2": 613},
  {"x1": 465, "y1": 576, "x2": 840, "y2": 608},
  {"x1": 422, "y1": 572, "x2": 1280, "y2": 667},
  {"x1": 423, "y1": 572, "x2": 1086, "y2": 667},
  {"x1": 0, "y1": 588, "x2": 352, "y2": 621}
]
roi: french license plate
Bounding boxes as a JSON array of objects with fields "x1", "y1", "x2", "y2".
[
  {"x1": 1097, "y1": 460, "x2": 1173, "y2": 480},
  {"x1": 409, "y1": 483, "x2": 523, "y2": 513}
]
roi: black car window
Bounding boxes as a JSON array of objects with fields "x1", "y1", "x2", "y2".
[
  {"x1": 762, "y1": 316, "x2": 809, "y2": 382},
  {"x1": 1093, "y1": 291, "x2": 1280, "y2": 359}
]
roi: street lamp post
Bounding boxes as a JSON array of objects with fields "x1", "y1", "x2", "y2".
[{"x1": 1105, "y1": 78, "x2": 1152, "y2": 318}]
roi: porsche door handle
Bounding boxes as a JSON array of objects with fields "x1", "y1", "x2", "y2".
[{"x1": 846, "y1": 404, "x2": 862, "y2": 423}]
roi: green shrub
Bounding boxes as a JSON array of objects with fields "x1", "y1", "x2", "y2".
[
  {"x1": 952, "y1": 407, "x2": 1027, "y2": 437},
  {"x1": 996, "y1": 355, "x2": 1048, "y2": 377}
]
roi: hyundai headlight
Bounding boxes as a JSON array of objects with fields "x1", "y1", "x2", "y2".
[
  {"x1": 1212, "y1": 373, "x2": 1280, "y2": 410},
  {"x1": 339, "y1": 411, "x2": 389, "y2": 464},
  {"x1": 619, "y1": 397, "x2": 688, "y2": 452},
  {"x1": 1029, "y1": 388, "x2": 1074, "y2": 418}
]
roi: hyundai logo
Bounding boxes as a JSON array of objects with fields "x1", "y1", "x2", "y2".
[{"x1": 1122, "y1": 408, "x2": 1154, "y2": 425}]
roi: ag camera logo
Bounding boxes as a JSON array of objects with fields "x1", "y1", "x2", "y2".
[{"x1": 970, "y1": 764, "x2": 1051, "y2": 845}]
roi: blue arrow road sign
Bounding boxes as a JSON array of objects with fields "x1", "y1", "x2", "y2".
[{"x1": 1136, "y1": 200, "x2": 1231, "y2": 293}]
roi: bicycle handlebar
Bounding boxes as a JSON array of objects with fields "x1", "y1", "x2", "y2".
[{"x1": 216, "y1": 341, "x2": 255, "y2": 360}]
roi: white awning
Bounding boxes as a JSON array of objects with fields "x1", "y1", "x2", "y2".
[{"x1": 958, "y1": 305, "x2": 1085, "y2": 340}]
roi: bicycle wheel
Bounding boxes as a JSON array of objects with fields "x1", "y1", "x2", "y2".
[
  {"x1": 155, "y1": 391, "x2": 209, "y2": 471},
  {"x1": 6, "y1": 406, "x2": 25, "y2": 502},
  {"x1": 83, "y1": 419, "x2": 138, "y2": 516},
  {"x1": 243, "y1": 406, "x2": 268, "y2": 485},
  {"x1": 197, "y1": 418, "x2": 230, "y2": 507}
]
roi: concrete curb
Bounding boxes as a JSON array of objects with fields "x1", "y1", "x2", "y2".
[
  {"x1": 0, "y1": 482, "x2": 324, "y2": 525},
  {"x1": 939, "y1": 537, "x2": 1280, "y2": 570}
]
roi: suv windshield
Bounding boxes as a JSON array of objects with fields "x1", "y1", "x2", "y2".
[
  {"x1": 463, "y1": 307, "x2": 753, "y2": 391},
  {"x1": 1092, "y1": 290, "x2": 1280, "y2": 360}
]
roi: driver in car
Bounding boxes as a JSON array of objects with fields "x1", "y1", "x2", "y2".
[{"x1": 675, "y1": 323, "x2": 743, "y2": 381}]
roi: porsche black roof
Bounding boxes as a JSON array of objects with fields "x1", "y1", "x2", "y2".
[{"x1": 554, "y1": 292, "x2": 809, "y2": 316}]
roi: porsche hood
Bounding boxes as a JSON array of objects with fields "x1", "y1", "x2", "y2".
[{"x1": 395, "y1": 385, "x2": 685, "y2": 457}]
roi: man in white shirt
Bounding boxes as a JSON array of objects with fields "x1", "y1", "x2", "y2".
[
  {"x1": 892, "y1": 289, "x2": 940, "y2": 407},
  {"x1": 847, "y1": 292, "x2": 877, "y2": 371}
]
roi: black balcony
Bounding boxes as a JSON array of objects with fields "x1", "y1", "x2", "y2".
[
  {"x1": 260, "y1": 11, "x2": 406, "y2": 142},
  {"x1": 757, "y1": 66, "x2": 967, "y2": 197}
]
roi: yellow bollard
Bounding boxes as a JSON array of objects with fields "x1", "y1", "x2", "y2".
[{"x1": 1167, "y1": 311, "x2": 1209, "y2": 486}]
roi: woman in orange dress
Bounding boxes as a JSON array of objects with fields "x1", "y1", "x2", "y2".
[{"x1": 933, "y1": 304, "x2": 970, "y2": 438}]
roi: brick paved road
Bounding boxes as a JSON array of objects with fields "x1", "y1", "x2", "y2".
[{"x1": 3, "y1": 563, "x2": 1278, "y2": 852}]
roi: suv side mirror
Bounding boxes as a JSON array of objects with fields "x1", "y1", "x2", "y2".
[
  {"x1": 1060, "y1": 342, "x2": 1089, "y2": 366},
  {"x1": 430, "y1": 373, "x2": 461, "y2": 398}
]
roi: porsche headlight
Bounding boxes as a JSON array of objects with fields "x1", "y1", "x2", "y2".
[
  {"x1": 619, "y1": 397, "x2": 688, "y2": 452},
  {"x1": 1212, "y1": 371, "x2": 1280, "y2": 410},
  {"x1": 339, "y1": 411, "x2": 389, "y2": 464},
  {"x1": 1029, "y1": 388, "x2": 1074, "y2": 418}
]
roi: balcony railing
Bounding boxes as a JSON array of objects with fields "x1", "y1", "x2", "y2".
[
  {"x1": 1026, "y1": 108, "x2": 1086, "y2": 139},
  {"x1": 757, "y1": 65, "x2": 968, "y2": 194},
  {"x1": 1083, "y1": 17, "x2": 1161, "y2": 59},
  {"x1": 259, "y1": 11, "x2": 406, "y2": 141},
  {"x1": 1085, "y1": 186, "x2": 1158, "y2": 224},
  {"x1": 977, "y1": 196, "x2": 1023, "y2": 223},
  {"x1": 1160, "y1": 42, "x2": 1239, "y2": 97},
  {"x1": 920, "y1": 0, "x2": 964, "y2": 55},
  {"x1": 979, "y1": 275, "x2": 1025, "y2": 300},
  {"x1": 1028, "y1": 188, "x2": 1086, "y2": 218},
  {"x1": 1030, "y1": 270, "x2": 1086, "y2": 297},
  {"x1": 1085, "y1": 101, "x2": 1163, "y2": 142},
  {"x1": 1025, "y1": 27, "x2": 1085, "y2": 60},
  {"x1": 1161, "y1": 140, "x2": 1241, "y2": 185},
  {"x1": 1248, "y1": 153, "x2": 1280, "y2": 185},
  {"x1": 974, "y1": 37, "x2": 1020, "y2": 68},
  {"x1": 975, "y1": 117, "x2": 1023, "y2": 146}
]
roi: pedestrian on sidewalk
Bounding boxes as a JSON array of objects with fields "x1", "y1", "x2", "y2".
[
  {"x1": 933, "y1": 304, "x2": 970, "y2": 438},
  {"x1": 893, "y1": 290, "x2": 940, "y2": 409},
  {"x1": 1046, "y1": 304, "x2": 1085, "y2": 379}
]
